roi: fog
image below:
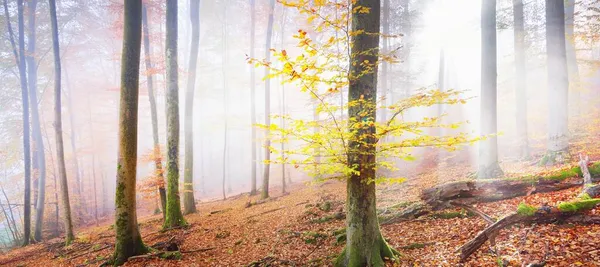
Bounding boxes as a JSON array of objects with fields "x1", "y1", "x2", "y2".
[{"x1": 1, "y1": 0, "x2": 599, "y2": 248}]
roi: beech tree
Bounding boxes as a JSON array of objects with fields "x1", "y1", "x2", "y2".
[
  {"x1": 261, "y1": 0, "x2": 275, "y2": 200},
  {"x1": 513, "y1": 0, "x2": 529, "y2": 159},
  {"x1": 49, "y1": 0, "x2": 74, "y2": 246},
  {"x1": 141, "y1": 3, "x2": 166, "y2": 219},
  {"x1": 183, "y1": 0, "x2": 199, "y2": 214},
  {"x1": 542, "y1": 0, "x2": 569, "y2": 164},
  {"x1": 112, "y1": 0, "x2": 148, "y2": 264},
  {"x1": 27, "y1": 0, "x2": 47, "y2": 242},
  {"x1": 164, "y1": 0, "x2": 185, "y2": 228},
  {"x1": 477, "y1": 0, "x2": 503, "y2": 179}
]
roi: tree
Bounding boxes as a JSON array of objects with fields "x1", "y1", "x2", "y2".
[
  {"x1": 249, "y1": 0, "x2": 258, "y2": 196},
  {"x1": 48, "y1": 0, "x2": 74, "y2": 246},
  {"x1": 543, "y1": 0, "x2": 569, "y2": 164},
  {"x1": 513, "y1": 0, "x2": 529, "y2": 159},
  {"x1": 27, "y1": 0, "x2": 47, "y2": 242},
  {"x1": 164, "y1": 0, "x2": 185, "y2": 229},
  {"x1": 222, "y1": 0, "x2": 229, "y2": 200},
  {"x1": 565, "y1": 0, "x2": 580, "y2": 116},
  {"x1": 183, "y1": 0, "x2": 199, "y2": 215},
  {"x1": 261, "y1": 0, "x2": 275, "y2": 200},
  {"x1": 141, "y1": 3, "x2": 166, "y2": 219},
  {"x1": 112, "y1": 0, "x2": 148, "y2": 264},
  {"x1": 477, "y1": 0, "x2": 503, "y2": 179},
  {"x1": 17, "y1": 0, "x2": 32, "y2": 246}
]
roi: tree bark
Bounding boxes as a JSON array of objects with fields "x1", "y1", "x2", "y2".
[
  {"x1": 141, "y1": 3, "x2": 166, "y2": 219},
  {"x1": 565, "y1": 0, "x2": 580, "y2": 117},
  {"x1": 478, "y1": 0, "x2": 503, "y2": 179},
  {"x1": 513, "y1": 0, "x2": 529, "y2": 159},
  {"x1": 543, "y1": 0, "x2": 569, "y2": 163},
  {"x1": 183, "y1": 0, "x2": 199, "y2": 214},
  {"x1": 249, "y1": 0, "x2": 257, "y2": 196},
  {"x1": 112, "y1": 0, "x2": 148, "y2": 264},
  {"x1": 261, "y1": 0, "x2": 275, "y2": 200},
  {"x1": 49, "y1": 0, "x2": 74, "y2": 246},
  {"x1": 17, "y1": 0, "x2": 32, "y2": 246},
  {"x1": 25, "y1": 0, "x2": 47, "y2": 242},
  {"x1": 164, "y1": 0, "x2": 186, "y2": 229},
  {"x1": 335, "y1": 1, "x2": 398, "y2": 266}
]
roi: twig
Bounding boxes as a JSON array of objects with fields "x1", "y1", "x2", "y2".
[{"x1": 450, "y1": 201, "x2": 495, "y2": 224}]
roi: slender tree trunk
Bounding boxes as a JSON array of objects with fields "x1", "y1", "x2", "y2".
[
  {"x1": 565, "y1": 0, "x2": 580, "y2": 117},
  {"x1": 279, "y1": 7, "x2": 287, "y2": 194},
  {"x1": 41, "y1": 118, "x2": 60, "y2": 237},
  {"x1": 513, "y1": 0, "x2": 529, "y2": 159},
  {"x1": 141, "y1": 4, "x2": 167, "y2": 218},
  {"x1": 112, "y1": 0, "x2": 148, "y2": 264},
  {"x1": 17, "y1": 0, "x2": 32, "y2": 246},
  {"x1": 25, "y1": 0, "x2": 47, "y2": 242},
  {"x1": 49, "y1": 0, "x2": 74, "y2": 246},
  {"x1": 477, "y1": 0, "x2": 504, "y2": 179},
  {"x1": 0, "y1": 185, "x2": 21, "y2": 241},
  {"x1": 335, "y1": 1, "x2": 398, "y2": 266},
  {"x1": 261, "y1": 0, "x2": 275, "y2": 200},
  {"x1": 222, "y1": 1, "x2": 228, "y2": 201},
  {"x1": 249, "y1": 0, "x2": 258, "y2": 196},
  {"x1": 64, "y1": 66, "x2": 83, "y2": 213},
  {"x1": 183, "y1": 0, "x2": 199, "y2": 214},
  {"x1": 164, "y1": 0, "x2": 186, "y2": 229},
  {"x1": 543, "y1": 0, "x2": 569, "y2": 164},
  {"x1": 86, "y1": 95, "x2": 98, "y2": 226},
  {"x1": 0, "y1": 198, "x2": 17, "y2": 244},
  {"x1": 380, "y1": 0, "x2": 389, "y2": 125}
]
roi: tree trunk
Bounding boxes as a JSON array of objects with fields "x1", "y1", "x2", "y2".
[
  {"x1": 183, "y1": 0, "x2": 199, "y2": 215},
  {"x1": 64, "y1": 65, "x2": 83, "y2": 213},
  {"x1": 25, "y1": 0, "x2": 47, "y2": 242},
  {"x1": 86, "y1": 95, "x2": 99, "y2": 226},
  {"x1": 261, "y1": 0, "x2": 275, "y2": 200},
  {"x1": 222, "y1": 1, "x2": 229, "y2": 201},
  {"x1": 335, "y1": 1, "x2": 398, "y2": 266},
  {"x1": 543, "y1": 0, "x2": 569, "y2": 164},
  {"x1": 49, "y1": 0, "x2": 74, "y2": 246},
  {"x1": 565, "y1": 0, "x2": 580, "y2": 117},
  {"x1": 279, "y1": 7, "x2": 287, "y2": 194},
  {"x1": 478, "y1": 0, "x2": 503, "y2": 179},
  {"x1": 513, "y1": 0, "x2": 529, "y2": 159},
  {"x1": 112, "y1": 0, "x2": 148, "y2": 264},
  {"x1": 141, "y1": 3, "x2": 167, "y2": 219},
  {"x1": 17, "y1": 0, "x2": 32, "y2": 246},
  {"x1": 380, "y1": 0, "x2": 389, "y2": 125},
  {"x1": 249, "y1": 0, "x2": 258, "y2": 196},
  {"x1": 164, "y1": 0, "x2": 186, "y2": 229}
]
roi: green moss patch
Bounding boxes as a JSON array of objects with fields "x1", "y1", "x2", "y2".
[
  {"x1": 517, "y1": 203, "x2": 537, "y2": 216},
  {"x1": 557, "y1": 198, "x2": 600, "y2": 213}
]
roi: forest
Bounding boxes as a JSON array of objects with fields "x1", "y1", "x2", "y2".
[{"x1": 1, "y1": 0, "x2": 600, "y2": 266}]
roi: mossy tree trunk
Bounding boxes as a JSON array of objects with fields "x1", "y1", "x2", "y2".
[
  {"x1": 112, "y1": 0, "x2": 148, "y2": 264},
  {"x1": 261, "y1": 0, "x2": 275, "y2": 200},
  {"x1": 544, "y1": 0, "x2": 569, "y2": 164},
  {"x1": 249, "y1": 0, "x2": 257, "y2": 196},
  {"x1": 141, "y1": 3, "x2": 167, "y2": 219},
  {"x1": 183, "y1": 0, "x2": 199, "y2": 215},
  {"x1": 335, "y1": 1, "x2": 398, "y2": 266},
  {"x1": 28, "y1": 0, "x2": 47, "y2": 242},
  {"x1": 164, "y1": 0, "x2": 186, "y2": 228},
  {"x1": 17, "y1": 0, "x2": 32, "y2": 246},
  {"x1": 513, "y1": 0, "x2": 529, "y2": 159},
  {"x1": 49, "y1": 0, "x2": 74, "y2": 246},
  {"x1": 478, "y1": 0, "x2": 504, "y2": 179}
]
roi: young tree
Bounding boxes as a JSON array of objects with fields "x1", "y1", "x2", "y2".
[
  {"x1": 261, "y1": 0, "x2": 275, "y2": 200},
  {"x1": 48, "y1": 0, "x2": 74, "y2": 246},
  {"x1": 565, "y1": 0, "x2": 580, "y2": 115},
  {"x1": 27, "y1": 0, "x2": 48, "y2": 242},
  {"x1": 164, "y1": 0, "x2": 185, "y2": 228},
  {"x1": 478, "y1": 0, "x2": 503, "y2": 179},
  {"x1": 17, "y1": 0, "x2": 32, "y2": 246},
  {"x1": 183, "y1": 0, "x2": 199, "y2": 214},
  {"x1": 543, "y1": 0, "x2": 569, "y2": 164},
  {"x1": 513, "y1": 0, "x2": 529, "y2": 159},
  {"x1": 112, "y1": 0, "x2": 148, "y2": 264},
  {"x1": 249, "y1": 0, "x2": 258, "y2": 196},
  {"x1": 141, "y1": 3, "x2": 167, "y2": 219}
]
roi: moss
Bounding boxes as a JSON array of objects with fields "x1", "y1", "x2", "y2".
[
  {"x1": 310, "y1": 212, "x2": 345, "y2": 223},
  {"x1": 319, "y1": 201, "x2": 332, "y2": 212},
  {"x1": 159, "y1": 251, "x2": 182, "y2": 260},
  {"x1": 303, "y1": 231, "x2": 327, "y2": 244},
  {"x1": 431, "y1": 209, "x2": 471, "y2": 219},
  {"x1": 517, "y1": 203, "x2": 537, "y2": 216},
  {"x1": 557, "y1": 198, "x2": 600, "y2": 212}
]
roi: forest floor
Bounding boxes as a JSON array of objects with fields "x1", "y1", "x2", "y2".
[{"x1": 2, "y1": 160, "x2": 600, "y2": 266}]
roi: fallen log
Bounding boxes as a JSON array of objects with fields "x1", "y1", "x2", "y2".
[
  {"x1": 422, "y1": 162, "x2": 600, "y2": 207},
  {"x1": 458, "y1": 198, "x2": 600, "y2": 261}
]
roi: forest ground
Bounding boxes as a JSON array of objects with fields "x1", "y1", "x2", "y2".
[{"x1": 2, "y1": 159, "x2": 600, "y2": 266}]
